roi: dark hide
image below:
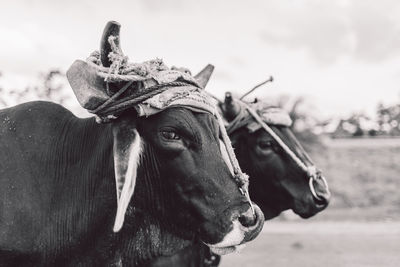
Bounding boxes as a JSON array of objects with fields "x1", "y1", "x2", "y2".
[
  {"x1": 147, "y1": 119, "x2": 330, "y2": 267},
  {"x1": 0, "y1": 101, "x2": 259, "y2": 266},
  {"x1": 231, "y1": 126, "x2": 329, "y2": 219},
  {"x1": 141, "y1": 242, "x2": 214, "y2": 267}
]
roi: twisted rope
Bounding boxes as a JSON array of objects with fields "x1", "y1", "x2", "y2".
[
  {"x1": 216, "y1": 110, "x2": 254, "y2": 214},
  {"x1": 84, "y1": 36, "x2": 255, "y2": 209},
  {"x1": 225, "y1": 103, "x2": 253, "y2": 135},
  {"x1": 226, "y1": 100, "x2": 312, "y2": 173},
  {"x1": 243, "y1": 103, "x2": 309, "y2": 173},
  {"x1": 224, "y1": 100, "x2": 330, "y2": 200},
  {"x1": 243, "y1": 103, "x2": 330, "y2": 200},
  {"x1": 89, "y1": 81, "x2": 189, "y2": 118},
  {"x1": 85, "y1": 37, "x2": 195, "y2": 120}
]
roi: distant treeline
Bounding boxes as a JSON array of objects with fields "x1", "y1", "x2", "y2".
[{"x1": 1, "y1": 70, "x2": 399, "y2": 138}]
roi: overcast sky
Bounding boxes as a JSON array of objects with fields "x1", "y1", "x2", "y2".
[{"x1": 1, "y1": 0, "x2": 400, "y2": 119}]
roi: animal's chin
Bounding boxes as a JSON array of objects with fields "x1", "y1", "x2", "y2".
[
  {"x1": 260, "y1": 204, "x2": 284, "y2": 220},
  {"x1": 209, "y1": 244, "x2": 246, "y2": 255},
  {"x1": 293, "y1": 206, "x2": 324, "y2": 218},
  {"x1": 293, "y1": 200, "x2": 328, "y2": 218},
  {"x1": 296, "y1": 212, "x2": 314, "y2": 219}
]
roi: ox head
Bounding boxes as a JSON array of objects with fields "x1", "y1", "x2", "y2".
[
  {"x1": 219, "y1": 94, "x2": 330, "y2": 219},
  {"x1": 66, "y1": 21, "x2": 264, "y2": 255}
]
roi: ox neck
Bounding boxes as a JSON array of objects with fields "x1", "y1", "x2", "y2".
[{"x1": 64, "y1": 117, "x2": 196, "y2": 265}]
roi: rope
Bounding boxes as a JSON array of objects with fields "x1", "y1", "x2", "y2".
[
  {"x1": 88, "y1": 81, "x2": 189, "y2": 117},
  {"x1": 243, "y1": 103, "x2": 309, "y2": 173},
  {"x1": 83, "y1": 36, "x2": 255, "y2": 210},
  {"x1": 242, "y1": 103, "x2": 330, "y2": 201},
  {"x1": 225, "y1": 100, "x2": 312, "y2": 174},
  {"x1": 216, "y1": 110, "x2": 254, "y2": 214},
  {"x1": 85, "y1": 37, "x2": 196, "y2": 119},
  {"x1": 225, "y1": 104, "x2": 253, "y2": 135}
]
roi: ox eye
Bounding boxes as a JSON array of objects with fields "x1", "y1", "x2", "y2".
[
  {"x1": 161, "y1": 130, "x2": 181, "y2": 140},
  {"x1": 257, "y1": 140, "x2": 273, "y2": 150}
]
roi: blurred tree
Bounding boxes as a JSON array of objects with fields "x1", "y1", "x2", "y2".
[
  {"x1": 36, "y1": 70, "x2": 70, "y2": 105},
  {"x1": 1, "y1": 69, "x2": 70, "y2": 108},
  {"x1": 274, "y1": 95, "x2": 319, "y2": 134},
  {"x1": 0, "y1": 71, "x2": 7, "y2": 107},
  {"x1": 268, "y1": 94, "x2": 325, "y2": 150},
  {"x1": 332, "y1": 113, "x2": 374, "y2": 138},
  {"x1": 376, "y1": 102, "x2": 400, "y2": 136}
]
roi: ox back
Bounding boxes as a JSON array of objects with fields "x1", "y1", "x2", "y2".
[
  {"x1": 0, "y1": 100, "x2": 266, "y2": 267},
  {"x1": 0, "y1": 101, "x2": 195, "y2": 266},
  {"x1": 0, "y1": 101, "x2": 117, "y2": 265}
]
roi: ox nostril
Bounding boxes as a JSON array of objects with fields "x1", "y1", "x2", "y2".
[
  {"x1": 315, "y1": 196, "x2": 328, "y2": 206},
  {"x1": 238, "y1": 208, "x2": 257, "y2": 227},
  {"x1": 321, "y1": 192, "x2": 331, "y2": 204},
  {"x1": 314, "y1": 190, "x2": 331, "y2": 207}
]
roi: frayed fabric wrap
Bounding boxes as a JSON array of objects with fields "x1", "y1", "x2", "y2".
[
  {"x1": 135, "y1": 86, "x2": 216, "y2": 117},
  {"x1": 246, "y1": 107, "x2": 292, "y2": 132},
  {"x1": 225, "y1": 101, "x2": 292, "y2": 135}
]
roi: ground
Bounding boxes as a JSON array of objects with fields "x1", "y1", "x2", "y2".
[
  {"x1": 220, "y1": 138, "x2": 400, "y2": 267},
  {"x1": 221, "y1": 221, "x2": 400, "y2": 267}
]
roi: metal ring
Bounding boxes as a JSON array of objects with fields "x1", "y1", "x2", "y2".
[{"x1": 308, "y1": 175, "x2": 330, "y2": 202}]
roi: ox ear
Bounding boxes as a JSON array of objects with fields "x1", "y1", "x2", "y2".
[
  {"x1": 112, "y1": 117, "x2": 142, "y2": 232},
  {"x1": 194, "y1": 64, "x2": 214, "y2": 88},
  {"x1": 66, "y1": 21, "x2": 122, "y2": 110},
  {"x1": 67, "y1": 60, "x2": 109, "y2": 110}
]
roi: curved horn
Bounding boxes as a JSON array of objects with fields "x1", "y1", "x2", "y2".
[
  {"x1": 223, "y1": 92, "x2": 241, "y2": 121},
  {"x1": 194, "y1": 64, "x2": 215, "y2": 88},
  {"x1": 100, "y1": 21, "x2": 121, "y2": 67}
]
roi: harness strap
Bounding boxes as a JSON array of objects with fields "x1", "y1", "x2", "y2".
[
  {"x1": 86, "y1": 36, "x2": 256, "y2": 213},
  {"x1": 241, "y1": 103, "x2": 330, "y2": 201},
  {"x1": 225, "y1": 103, "x2": 252, "y2": 135},
  {"x1": 244, "y1": 104, "x2": 309, "y2": 173},
  {"x1": 216, "y1": 111, "x2": 255, "y2": 215}
]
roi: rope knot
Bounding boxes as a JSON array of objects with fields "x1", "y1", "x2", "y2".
[
  {"x1": 106, "y1": 36, "x2": 129, "y2": 81},
  {"x1": 87, "y1": 50, "x2": 101, "y2": 65},
  {"x1": 234, "y1": 172, "x2": 249, "y2": 190}
]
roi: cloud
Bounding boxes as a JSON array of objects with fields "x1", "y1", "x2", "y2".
[
  {"x1": 1, "y1": 0, "x2": 399, "y2": 118},
  {"x1": 260, "y1": 0, "x2": 400, "y2": 64},
  {"x1": 349, "y1": 1, "x2": 400, "y2": 62}
]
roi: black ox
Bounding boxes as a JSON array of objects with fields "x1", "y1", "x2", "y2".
[
  {"x1": 148, "y1": 89, "x2": 331, "y2": 266},
  {"x1": 0, "y1": 22, "x2": 265, "y2": 266}
]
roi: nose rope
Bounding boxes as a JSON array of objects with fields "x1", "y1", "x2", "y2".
[
  {"x1": 242, "y1": 103, "x2": 330, "y2": 200},
  {"x1": 215, "y1": 111, "x2": 255, "y2": 215}
]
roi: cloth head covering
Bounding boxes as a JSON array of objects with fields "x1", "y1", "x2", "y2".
[
  {"x1": 68, "y1": 51, "x2": 252, "y2": 232},
  {"x1": 136, "y1": 85, "x2": 216, "y2": 117},
  {"x1": 225, "y1": 101, "x2": 292, "y2": 134}
]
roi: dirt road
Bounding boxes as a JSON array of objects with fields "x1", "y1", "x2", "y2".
[{"x1": 220, "y1": 221, "x2": 400, "y2": 267}]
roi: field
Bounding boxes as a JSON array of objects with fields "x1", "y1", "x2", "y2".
[
  {"x1": 222, "y1": 138, "x2": 400, "y2": 267},
  {"x1": 221, "y1": 221, "x2": 400, "y2": 267},
  {"x1": 304, "y1": 137, "x2": 400, "y2": 213}
]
